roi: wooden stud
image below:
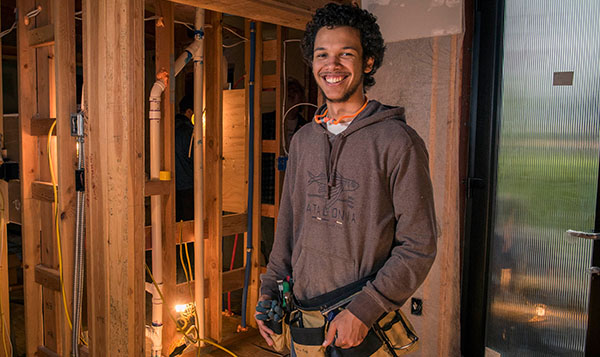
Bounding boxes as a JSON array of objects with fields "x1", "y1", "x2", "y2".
[
  {"x1": 274, "y1": 26, "x2": 284, "y2": 229},
  {"x1": 17, "y1": 0, "x2": 44, "y2": 354},
  {"x1": 30, "y1": 117, "x2": 56, "y2": 136},
  {"x1": 31, "y1": 180, "x2": 55, "y2": 202},
  {"x1": 261, "y1": 204, "x2": 275, "y2": 218},
  {"x1": 262, "y1": 74, "x2": 277, "y2": 89},
  {"x1": 0, "y1": 181, "x2": 10, "y2": 351},
  {"x1": 34, "y1": 0, "x2": 63, "y2": 351},
  {"x1": 154, "y1": 1, "x2": 177, "y2": 352},
  {"x1": 144, "y1": 179, "x2": 171, "y2": 196},
  {"x1": 83, "y1": 0, "x2": 146, "y2": 355},
  {"x1": 29, "y1": 24, "x2": 55, "y2": 48},
  {"x1": 263, "y1": 39, "x2": 277, "y2": 61},
  {"x1": 144, "y1": 214, "x2": 248, "y2": 249},
  {"x1": 261, "y1": 139, "x2": 276, "y2": 153},
  {"x1": 37, "y1": 345, "x2": 60, "y2": 357},
  {"x1": 34, "y1": 264, "x2": 61, "y2": 291},
  {"x1": 247, "y1": 21, "x2": 263, "y2": 328},
  {"x1": 204, "y1": 10, "x2": 223, "y2": 342},
  {"x1": 54, "y1": 0, "x2": 78, "y2": 353}
]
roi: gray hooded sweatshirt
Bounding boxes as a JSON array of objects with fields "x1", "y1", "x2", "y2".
[{"x1": 260, "y1": 100, "x2": 437, "y2": 328}]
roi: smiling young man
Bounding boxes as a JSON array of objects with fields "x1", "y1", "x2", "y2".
[{"x1": 256, "y1": 3, "x2": 437, "y2": 356}]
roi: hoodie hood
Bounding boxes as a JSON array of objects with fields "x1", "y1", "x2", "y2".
[{"x1": 310, "y1": 100, "x2": 406, "y2": 195}]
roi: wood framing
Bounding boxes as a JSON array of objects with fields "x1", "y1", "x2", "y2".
[
  {"x1": 17, "y1": 0, "x2": 44, "y2": 354},
  {"x1": 154, "y1": 0, "x2": 178, "y2": 352},
  {"x1": 204, "y1": 10, "x2": 223, "y2": 342},
  {"x1": 83, "y1": 0, "x2": 146, "y2": 355},
  {"x1": 274, "y1": 26, "x2": 284, "y2": 229},
  {"x1": 53, "y1": 0, "x2": 78, "y2": 354},
  {"x1": 0, "y1": 181, "x2": 9, "y2": 355},
  {"x1": 169, "y1": 0, "x2": 351, "y2": 30}
]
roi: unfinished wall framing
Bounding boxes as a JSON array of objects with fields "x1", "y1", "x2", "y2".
[{"x1": 9, "y1": 0, "x2": 361, "y2": 355}]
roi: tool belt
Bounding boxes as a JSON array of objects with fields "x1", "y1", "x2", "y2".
[{"x1": 265, "y1": 275, "x2": 419, "y2": 357}]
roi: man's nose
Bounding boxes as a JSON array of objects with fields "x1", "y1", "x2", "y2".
[{"x1": 324, "y1": 54, "x2": 341, "y2": 68}]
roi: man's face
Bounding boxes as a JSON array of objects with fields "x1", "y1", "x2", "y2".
[{"x1": 312, "y1": 26, "x2": 374, "y2": 103}]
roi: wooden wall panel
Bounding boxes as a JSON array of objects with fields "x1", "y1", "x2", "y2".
[
  {"x1": 83, "y1": 0, "x2": 146, "y2": 355},
  {"x1": 222, "y1": 89, "x2": 247, "y2": 213}
]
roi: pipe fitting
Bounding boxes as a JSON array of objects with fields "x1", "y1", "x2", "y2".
[{"x1": 145, "y1": 324, "x2": 163, "y2": 357}]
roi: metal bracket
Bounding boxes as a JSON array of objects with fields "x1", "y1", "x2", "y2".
[
  {"x1": 588, "y1": 267, "x2": 600, "y2": 276},
  {"x1": 70, "y1": 112, "x2": 84, "y2": 137},
  {"x1": 566, "y1": 229, "x2": 600, "y2": 240}
]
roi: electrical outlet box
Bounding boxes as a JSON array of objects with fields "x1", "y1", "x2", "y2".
[{"x1": 411, "y1": 297, "x2": 423, "y2": 316}]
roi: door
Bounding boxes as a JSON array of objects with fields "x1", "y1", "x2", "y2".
[{"x1": 464, "y1": 0, "x2": 600, "y2": 356}]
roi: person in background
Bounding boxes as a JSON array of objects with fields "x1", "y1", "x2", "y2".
[{"x1": 175, "y1": 95, "x2": 194, "y2": 222}]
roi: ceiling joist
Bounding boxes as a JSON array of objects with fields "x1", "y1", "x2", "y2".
[{"x1": 168, "y1": 0, "x2": 351, "y2": 30}]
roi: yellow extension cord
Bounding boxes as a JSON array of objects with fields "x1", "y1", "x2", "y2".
[
  {"x1": 48, "y1": 121, "x2": 74, "y2": 331},
  {"x1": 146, "y1": 259, "x2": 238, "y2": 357},
  {"x1": 48, "y1": 121, "x2": 88, "y2": 347}
]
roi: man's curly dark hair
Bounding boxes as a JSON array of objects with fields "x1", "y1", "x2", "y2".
[{"x1": 302, "y1": 3, "x2": 386, "y2": 90}]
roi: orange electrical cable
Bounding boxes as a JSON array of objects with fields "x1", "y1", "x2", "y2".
[{"x1": 314, "y1": 99, "x2": 368, "y2": 125}]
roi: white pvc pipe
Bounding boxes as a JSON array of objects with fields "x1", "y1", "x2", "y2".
[
  {"x1": 149, "y1": 75, "x2": 167, "y2": 357},
  {"x1": 174, "y1": 39, "x2": 202, "y2": 77},
  {"x1": 193, "y1": 7, "x2": 206, "y2": 346}
]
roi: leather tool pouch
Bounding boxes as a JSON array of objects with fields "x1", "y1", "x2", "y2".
[
  {"x1": 265, "y1": 318, "x2": 288, "y2": 352},
  {"x1": 372, "y1": 309, "x2": 419, "y2": 356}
]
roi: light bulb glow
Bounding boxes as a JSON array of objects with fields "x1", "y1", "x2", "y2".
[{"x1": 175, "y1": 304, "x2": 187, "y2": 313}]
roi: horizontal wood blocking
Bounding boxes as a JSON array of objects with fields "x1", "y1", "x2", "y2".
[
  {"x1": 175, "y1": 267, "x2": 245, "y2": 297},
  {"x1": 34, "y1": 264, "x2": 60, "y2": 291},
  {"x1": 262, "y1": 204, "x2": 275, "y2": 218},
  {"x1": 263, "y1": 40, "x2": 277, "y2": 61},
  {"x1": 37, "y1": 345, "x2": 60, "y2": 357},
  {"x1": 31, "y1": 118, "x2": 56, "y2": 136},
  {"x1": 144, "y1": 179, "x2": 171, "y2": 196},
  {"x1": 144, "y1": 213, "x2": 247, "y2": 250},
  {"x1": 31, "y1": 181, "x2": 55, "y2": 202},
  {"x1": 29, "y1": 24, "x2": 54, "y2": 48},
  {"x1": 262, "y1": 140, "x2": 277, "y2": 153},
  {"x1": 263, "y1": 74, "x2": 277, "y2": 89}
]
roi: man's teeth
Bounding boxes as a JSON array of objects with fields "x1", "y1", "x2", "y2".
[{"x1": 325, "y1": 76, "x2": 344, "y2": 84}]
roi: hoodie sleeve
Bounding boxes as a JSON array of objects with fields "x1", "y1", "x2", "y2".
[
  {"x1": 346, "y1": 134, "x2": 438, "y2": 327},
  {"x1": 259, "y1": 140, "x2": 297, "y2": 299}
]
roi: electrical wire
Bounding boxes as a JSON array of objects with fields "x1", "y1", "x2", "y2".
[
  {"x1": 145, "y1": 263, "x2": 239, "y2": 357},
  {"x1": 0, "y1": 189, "x2": 14, "y2": 357},
  {"x1": 178, "y1": 223, "x2": 199, "y2": 357},
  {"x1": 223, "y1": 26, "x2": 248, "y2": 41},
  {"x1": 48, "y1": 121, "x2": 74, "y2": 331},
  {"x1": 281, "y1": 39, "x2": 309, "y2": 156},
  {"x1": 222, "y1": 26, "x2": 248, "y2": 49},
  {"x1": 175, "y1": 20, "x2": 196, "y2": 32},
  {"x1": 282, "y1": 102, "x2": 318, "y2": 155}
]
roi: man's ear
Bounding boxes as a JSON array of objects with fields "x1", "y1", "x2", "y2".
[{"x1": 364, "y1": 57, "x2": 375, "y2": 74}]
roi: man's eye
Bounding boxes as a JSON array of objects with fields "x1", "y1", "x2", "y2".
[
  {"x1": 315, "y1": 53, "x2": 326, "y2": 59},
  {"x1": 341, "y1": 52, "x2": 354, "y2": 57}
]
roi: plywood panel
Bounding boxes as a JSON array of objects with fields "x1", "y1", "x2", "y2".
[{"x1": 222, "y1": 89, "x2": 247, "y2": 213}]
